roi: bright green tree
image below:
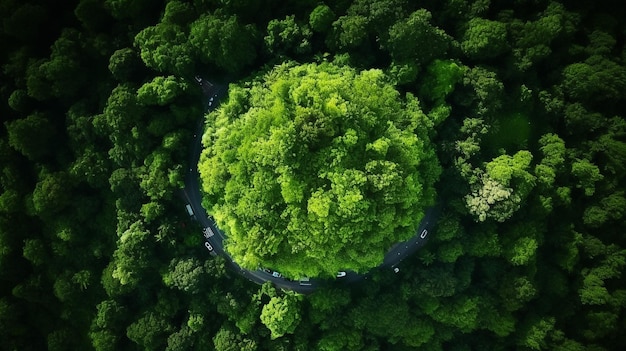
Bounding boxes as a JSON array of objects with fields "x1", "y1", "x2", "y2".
[
  {"x1": 260, "y1": 293, "x2": 302, "y2": 339},
  {"x1": 465, "y1": 151, "x2": 536, "y2": 222},
  {"x1": 199, "y1": 62, "x2": 441, "y2": 277}
]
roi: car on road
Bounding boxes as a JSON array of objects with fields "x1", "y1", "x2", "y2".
[
  {"x1": 420, "y1": 229, "x2": 428, "y2": 239},
  {"x1": 204, "y1": 241, "x2": 216, "y2": 256},
  {"x1": 185, "y1": 204, "x2": 194, "y2": 216},
  {"x1": 272, "y1": 271, "x2": 282, "y2": 278},
  {"x1": 203, "y1": 227, "x2": 215, "y2": 238},
  {"x1": 336, "y1": 271, "x2": 347, "y2": 278}
]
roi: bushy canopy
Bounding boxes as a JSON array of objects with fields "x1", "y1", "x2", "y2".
[{"x1": 199, "y1": 62, "x2": 440, "y2": 278}]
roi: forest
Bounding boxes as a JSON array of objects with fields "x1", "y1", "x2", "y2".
[{"x1": 0, "y1": 0, "x2": 625, "y2": 350}]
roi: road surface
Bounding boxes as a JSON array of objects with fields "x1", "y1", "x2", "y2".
[{"x1": 181, "y1": 77, "x2": 440, "y2": 293}]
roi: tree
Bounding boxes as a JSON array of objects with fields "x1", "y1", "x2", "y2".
[
  {"x1": 108, "y1": 48, "x2": 142, "y2": 81},
  {"x1": 265, "y1": 15, "x2": 312, "y2": 56},
  {"x1": 309, "y1": 5, "x2": 335, "y2": 33},
  {"x1": 104, "y1": 0, "x2": 151, "y2": 20},
  {"x1": 509, "y1": 2, "x2": 578, "y2": 72},
  {"x1": 518, "y1": 316, "x2": 555, "y2": 350},
  {"x1": 213, "y1": 325, "x2": 257, "y2": 351},
  {"x1": 25, "y1": 29, "x2": 88, "y2": 100},
  {"x1": 420, "y1": 59, "x2": 465, "y2": 105},
  {"x1": 32, "y1": 172, "x2": 73, "y2": 216},
  {"x1": 136, "y1": 76, "x2": 189, "y2": 106},
  {"x1": 260, "y1": 293, "x2": 302, "y2": 339},
  {"x1": 110, "y1": 220, "x2": 154, "y2": 290},
  {"x1": 5, "y1": 113, "x2": 56, "y2": 161},
  {"x1": 199, "y1": 62, "x2": 441, "y2": 277},
  {"x1": 461, "y1": 18, "x2": 508, "y2": 60},
  {"x1": 561, "y1": 55, "x2": 626, "y2": 104},
  {"x1": 162, "y1": 257, "x2": 206, "y2": 294},
  {"x1": 466, "y1": 151, "x2": 535, "y2": 222},
  {"x1": 189, "y1": 14, "x2": 259, "y2": 73},
  {"x1": 89, "y1": 329, "x2": 118, "y2": 351},
  {"x1": 93, "y1": 300, "x2": 126, "y2": 330},
  {"x1": 571, "y1": 159, "x2": 603, "y2": 196},
  {"x1": 385, "y1": 9, "x2": 453, "y2": 66},
  {"x1": 563, "y1": 103, "x2": 605, "y2": 136},
  {"x1": 7, "y1": 89, "x2": 31, "y2": 112},
  {"x1": 462, "y1": 66, "x2": 505, "y2": 117},
  {"x1": 126, "y1": 311, "x2": 173, "y2": 351},
  {"x1": 134, "y1": 23, "x2": 194, "y2": 75},
  {"x1": 162, "y1": 0, "x2": 194, "y2": 25}
]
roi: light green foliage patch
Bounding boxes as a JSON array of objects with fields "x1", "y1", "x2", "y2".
[{"x1": 199, "y1": 62, "x2": 441, "y2": 278}]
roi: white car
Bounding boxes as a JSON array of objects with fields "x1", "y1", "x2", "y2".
[
  {"x1": 204, "y1": 241, "x2": 214, "y2": 251},
  {"x1": 420, "y1": 229, "x2": 428, "y2": 239},
  {"x1": 336, "y1": 271, "x2": 347, "y2": 278},
  {"x1": 272, "y1": 271, "x2": 282, "y2": 278},
  {"x1": 203, "y1": 227, "x2": 214, "y2": 238}
]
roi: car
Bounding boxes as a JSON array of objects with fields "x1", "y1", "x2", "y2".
[
  {"x1": 336, "y1": 271, "x2": 347, "y2": 278},
  {"x1": 299, "y1": 277, "x2": 312, "y2": 286},
  {"x1": 203, "y1": 227, "x2": 214, "y2": 238},
  {"x1": 185, "y1": 204, "x2": 194, "y2": 217},
  {"x1": 259, "y1": 267, "x2": 272, "y2": 274},
  {"x1": 272, "y1": 271, "x2": 282, "y2": 278},
  {"x1": 204, "y1": 241, "x2": 214, "y2": 251},
  {"x1": 194, "y1": 76, "x2": 202, "y2": 83},
  {"x1": 420, "y1": 229, "x2": 428, "y2": 239},
  {"x1": 393, "y1": 267, "x2": 400, "y2": 273}
]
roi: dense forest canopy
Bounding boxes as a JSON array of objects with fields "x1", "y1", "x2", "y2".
[
  {"x1": 1, "y1": 0, "x2": 625, "y2": 350},
  {"x1": 199, "y1": 62, "x2": 440, "y2": 278}
]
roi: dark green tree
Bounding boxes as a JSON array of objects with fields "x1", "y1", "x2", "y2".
[
  {"x1": 461, "y1": 18, "x2": 508, "y2": 59},
  {"x1": 189, "y1": 14, "x2": 259, "y2": 73},
  {"x1": 5, "y1": 113, "x2": 56, "y2": 161},
  {"x1": 134, "y1": 23, "x2": 194, "y2": 75}
]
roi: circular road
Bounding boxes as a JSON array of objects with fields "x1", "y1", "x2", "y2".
[{"x1": 180, "y1": 77, "x2": 440, "y2": 293}]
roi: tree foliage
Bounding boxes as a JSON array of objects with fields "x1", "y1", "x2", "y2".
[{"x1": 199, "y1": 62, "x2": 441, "y2": 277}]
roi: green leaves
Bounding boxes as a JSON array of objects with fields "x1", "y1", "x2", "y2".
[
  {"x1": 189, "y1": 14, "x2": 259, "y2": 73},
  {"x1": 134, "y1": 24, "x2": 193, "y2": 75},
  {"x1": 386, "y1": 9, "x2": 452, "y2": 66},
  {"x1": 562, "y1": 56, "x2": 626, "y2": 103},
  {"x1": 461, "y1": 18, "x2": 508, "y2": 59},
  {"x1": 465, "y1": 151, "x2": 536, "y2": 222},
  {"x1": 571, "y1": 159, "x2": 603, "y2": 196},
  {"x1": 137, "y1": 76, "x2": 189, "y2": 106},
  {"x1": 260, "y1": 294, "x2": 302, "y2": 339},
  {"x1": 200, "y1": 63, "x2": 440, "y2": 277},
  {"x1": 309, "y1": 5, "x2": 335, "y2": 33},
  {"x1": 5, "y1": 113, "x2": 56, "y2": 161}
]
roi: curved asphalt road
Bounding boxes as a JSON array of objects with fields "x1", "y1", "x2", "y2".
[{"x1": 181, "y1": 78, "x2": 440, "y2": 293}]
